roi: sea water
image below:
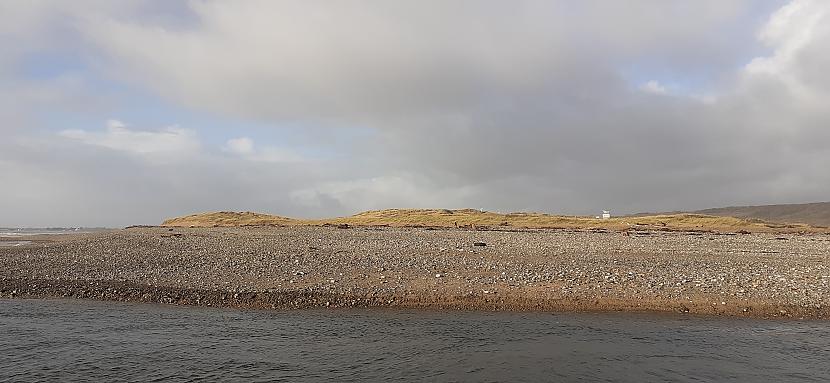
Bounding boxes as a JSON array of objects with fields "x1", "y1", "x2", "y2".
[{"x1": 1, "y1": 299, "x2": 828, "y2": 382}]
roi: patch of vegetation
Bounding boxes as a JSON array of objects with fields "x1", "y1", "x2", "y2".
[{"x1": 161, "y1": 209, "x2": 824, "y2": 233}]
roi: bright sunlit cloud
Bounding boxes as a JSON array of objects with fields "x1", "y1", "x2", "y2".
[{"x1": 58, "y1": 119, "x2": 200, "y2": 157}]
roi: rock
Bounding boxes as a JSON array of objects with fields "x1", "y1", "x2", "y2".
[{"x1": 473, "y1": 242, "x2": 487, "y2": 247}]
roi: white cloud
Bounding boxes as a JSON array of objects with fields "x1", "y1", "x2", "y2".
[
  {"x1": 639, "y1": 80, "x2": 668, "y2": 94},
  {"x1": 744, "y1": 0, "x2": 830, "y2": 99},
  {"x1": 224, "y1": 137, "x2": 254, "y2": 155},
  {"x1": 223, "y1": 136, "x2": 304, "y2": 163},
  {"x1": 59, "y1": 119, "x2": 200, "y2": 157}
]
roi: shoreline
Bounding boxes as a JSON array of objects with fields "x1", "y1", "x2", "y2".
[
  {"x1": 2, "y1": 278, "x2": 827, "y2": 319},
  {"x1": 2, "y1": 226, "x2": 829, "y2": 319}
]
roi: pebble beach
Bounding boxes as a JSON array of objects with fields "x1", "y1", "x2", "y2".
[{"x1": 2, "y1": 226, "x2": 830, "y2": 318}]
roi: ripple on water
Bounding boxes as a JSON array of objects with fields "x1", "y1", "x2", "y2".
[
  {"x1": 1, "y1": 299, "x2": 829, "y2": 382},
  {"x1": 0, "y1": 241, "x2": 31, "y2": 247}
]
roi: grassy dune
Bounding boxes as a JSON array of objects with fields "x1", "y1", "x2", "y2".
[
  {"x1": 161, "y1": 211, "x2": 298, "y2": 227},
  {"x1": 161, "y1": 209, "x2": 824, "y2": 233}
]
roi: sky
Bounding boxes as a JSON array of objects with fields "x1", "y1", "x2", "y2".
[{"x1": 2, "y1": 0, "x2": 829, "y2": 227}]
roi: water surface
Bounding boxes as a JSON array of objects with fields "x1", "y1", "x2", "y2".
[
  {"x1": 0, "y1": 241, "x2": 31, "y2": 247},
  {"x1": 1, "y1": 299, "x2": 828, "y2": 382},
  {"x1": 0, "y1": 228, "x2": 99, "y2": 236}
]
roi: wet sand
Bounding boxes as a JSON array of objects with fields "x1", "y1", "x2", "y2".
[{"x1": 1, "y1": 226, "x2": 829, "y2": 318}]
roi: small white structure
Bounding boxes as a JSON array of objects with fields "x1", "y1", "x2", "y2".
[{"x1": 601, "y1": 210, "x2": 611, "y2": 219}]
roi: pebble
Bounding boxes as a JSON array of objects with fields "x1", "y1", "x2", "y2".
[{"x1": 1, "y1": 226, "x2": 828, "y2": 313}]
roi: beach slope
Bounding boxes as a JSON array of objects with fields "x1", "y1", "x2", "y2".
[{"x1": 2, "y1": 226, "x2": 829, "y2": 318}]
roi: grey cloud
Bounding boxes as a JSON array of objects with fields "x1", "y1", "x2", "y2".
[
  {"x1": 83, "y1": 1, "x2": 774, "y2": 121},
  {"x1": 3, "y1": 0, "x2": 830, "y2": 227},
  {"x1": 0, "y1": 136, "x2": 351, "y2": 227}
]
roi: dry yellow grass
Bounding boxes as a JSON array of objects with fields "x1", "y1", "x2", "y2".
[
  {"x1": 162, "y1": 211, "x2": 298, "y2": 227},
  {"x1": 161, "y1": 208, "x2": 824, "y2": 233}
]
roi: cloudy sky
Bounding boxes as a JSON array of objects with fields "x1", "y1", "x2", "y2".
[{"x1": 2, "y1": 0, "x2": 829, "y2": 227}]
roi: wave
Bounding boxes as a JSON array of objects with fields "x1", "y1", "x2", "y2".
[{"x1": 0, "y1": 228, "x2": 97, "y2": 236}]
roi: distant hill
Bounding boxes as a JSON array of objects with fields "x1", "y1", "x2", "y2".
[
  {"x1": 695, "y1": 202, "x2": 830, "y2": 228},
  {"x1": 161, "y1": 209, "x2": 824, "y2": 233}
]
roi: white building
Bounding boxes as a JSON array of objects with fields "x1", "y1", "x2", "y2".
[{"x1": 601, "y1": 210, "x2": 611, "y2": 219}]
